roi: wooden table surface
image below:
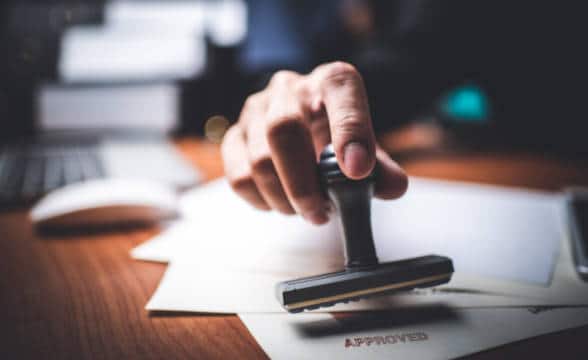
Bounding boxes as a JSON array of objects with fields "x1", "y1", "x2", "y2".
[{"x1": 2, "y1": 136, "x2": 588, "y2": 359}]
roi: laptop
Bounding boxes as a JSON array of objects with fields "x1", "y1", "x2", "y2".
[{"x1": 0, "y1": 82, "x2": 201, "y2": 209}]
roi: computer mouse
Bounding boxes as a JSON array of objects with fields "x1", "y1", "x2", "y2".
[{"x1": 30, "y1": 178, "x2": 179, "y2": 230}]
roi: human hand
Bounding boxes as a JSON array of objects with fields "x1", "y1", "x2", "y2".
[{"x1": 221, "y1": 62, "x2": 408, "y2": 224}]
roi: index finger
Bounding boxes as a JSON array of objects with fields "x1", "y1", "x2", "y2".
[
  {"x1": 265, "y1": 80, "x2": 329, "y2": 224},
  {"x1": 311, "y1": 62, "x2": 377, "y2": 180}
]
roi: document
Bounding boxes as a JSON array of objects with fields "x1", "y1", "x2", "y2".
[
  {"x1": 133, "y1": 177, "x2": 588, "y2": 357},
  {"x1": 136, "y1": 178, "x2": 588, "y2": 314},
  {"x1": 144, "y1": 242, "x2": 588, "y2": 313},
  {"x1": 144, "y1": 202, "x2": 588, "y2": 314},
  {"x1": 144, "y1": 262, "x2": 528, "y2": 313},
  {"x1": 133, "y1": 177, "x2": 563, "y2": 285},
  {"x1": 239, "y1": 307, "x2": 588, "y2": 360}
]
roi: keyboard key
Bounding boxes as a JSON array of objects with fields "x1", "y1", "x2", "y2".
[
  {"x1": 63, "y1": 152, "x2": 84, "y2": 184},
  {"x1": 80, "y1": 151, "x2": 104, "y2": 180},
  {"x1": 1, "y1": 143, "x2": 106, "y2": 207},
  {"x1": 43, "y1": 155, "x2": 65, "y2": 192},
  {"x1": 21, "y1": 156, "x2": 45, "y2": 199},
  {"x1": 0, "y1": 152, "x2": 9, "y2": 187},
  {"x1": 0, "y1": 155, "x2": 25, "y2": 202}
]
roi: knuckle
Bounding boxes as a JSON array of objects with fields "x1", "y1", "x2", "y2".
[
  {"x1": 269, "y1": 70, "x2": 297, "y2": 88},
  {"x1": 292, "y1": 78, "x2": 310, "y2": 97},
  {"x1": 327, "y1": 61, "x2": 357, "y2": 74},
  {"x1": 243, "y1": 92, "x2": 264, "y2": 111},
  {"x1": 220, "y1": 126, "x2": 244, "y2": 165},
  {"x1": 333, "y1": 112, "x2": 367, "y2": 134},
  {"x1": 321, "y1": 61, "x2": 361, "y2": 86},
  {"x1": 266, "y1": 114, "x2": 304, "y2": 140},
  {"x1": 221, "y1": 124, "x2": 239, "y2": 148}
]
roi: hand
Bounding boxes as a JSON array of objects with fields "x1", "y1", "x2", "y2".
[{"x1": 221, "y1": 61, "x2": 408, "y2": 224}]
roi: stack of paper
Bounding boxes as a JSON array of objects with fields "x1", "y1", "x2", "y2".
[{"x1": 131, "y1": 177, "x2": 588, "y2": 358}]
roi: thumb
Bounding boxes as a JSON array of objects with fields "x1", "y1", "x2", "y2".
[
  {"x1": 314, "y1": 62, "x2": 376, "y2": 179},
  {"x1": 339, "y1": 141, "x2": 375, "y2": 179}
]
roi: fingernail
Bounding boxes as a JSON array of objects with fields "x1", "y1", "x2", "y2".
[{"x1": 343, "y1": 142, "x2": 372, "y2": 177}]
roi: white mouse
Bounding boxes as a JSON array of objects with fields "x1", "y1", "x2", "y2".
[{"x1": 30, "y1": 178, "x2": 179, "y2": 229}]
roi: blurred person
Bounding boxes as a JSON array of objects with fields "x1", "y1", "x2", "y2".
[{"x1": 223, "y1": 0, "x2": 586, "y2": 223}]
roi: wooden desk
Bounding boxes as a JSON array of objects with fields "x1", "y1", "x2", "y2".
[{"x1": 2, "y1": 137, "x2": 588, "y2": 359}]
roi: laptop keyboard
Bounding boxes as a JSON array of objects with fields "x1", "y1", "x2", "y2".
[{"x1": 0, "y1": 145, "x2": 105, "y2": 207}]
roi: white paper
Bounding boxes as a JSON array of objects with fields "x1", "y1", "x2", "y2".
[
  {"x1": 144, "y1": 263, "x2": 532, "y2": 313},
  {"x1": 144, "y1": 216, "x2": 588, "y2": 313},
  {"x1": 239, "y1": 307, "x2": 588, "y2": 360},
  {"x1": 144, "y1": 251, "x2": 588, "y2": 314},
  {"x1": 371, "y1": 179, "x2": 563, "y2": 285},
  {"x1": 138, "y1": 177, "x2": 588, "y2": 314},
  {"x1": 133, "y1": 177, "x2": 562, "y2": 285}
]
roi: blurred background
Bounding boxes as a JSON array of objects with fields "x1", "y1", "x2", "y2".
[{"x1": 1, "y1": 0, "x2": 587, "y2": 207}]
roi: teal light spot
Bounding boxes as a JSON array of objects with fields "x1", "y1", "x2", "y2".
[{"x1": 441, "y1": 85, "x2": 489, "y2": 122}]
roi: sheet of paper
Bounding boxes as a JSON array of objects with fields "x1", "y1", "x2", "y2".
[
  {"x1": 144, "y1": 251, "x2": 588, "y2": 314},
  {"x1": 143, "y1": 263, "x2": 521, "y2": 313},
  {"x1": 133, "y1": 177, "x2": 562, "y2": 285},
  {"x1": 239, "y1": 307, "x2": 588, "y2": 360},
  {"x1": 138, "y1": 177, "x2": 586, "y2": 314},
  {"x1": 144, "y1": 210, "x2": 588, "y2": 313}
]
